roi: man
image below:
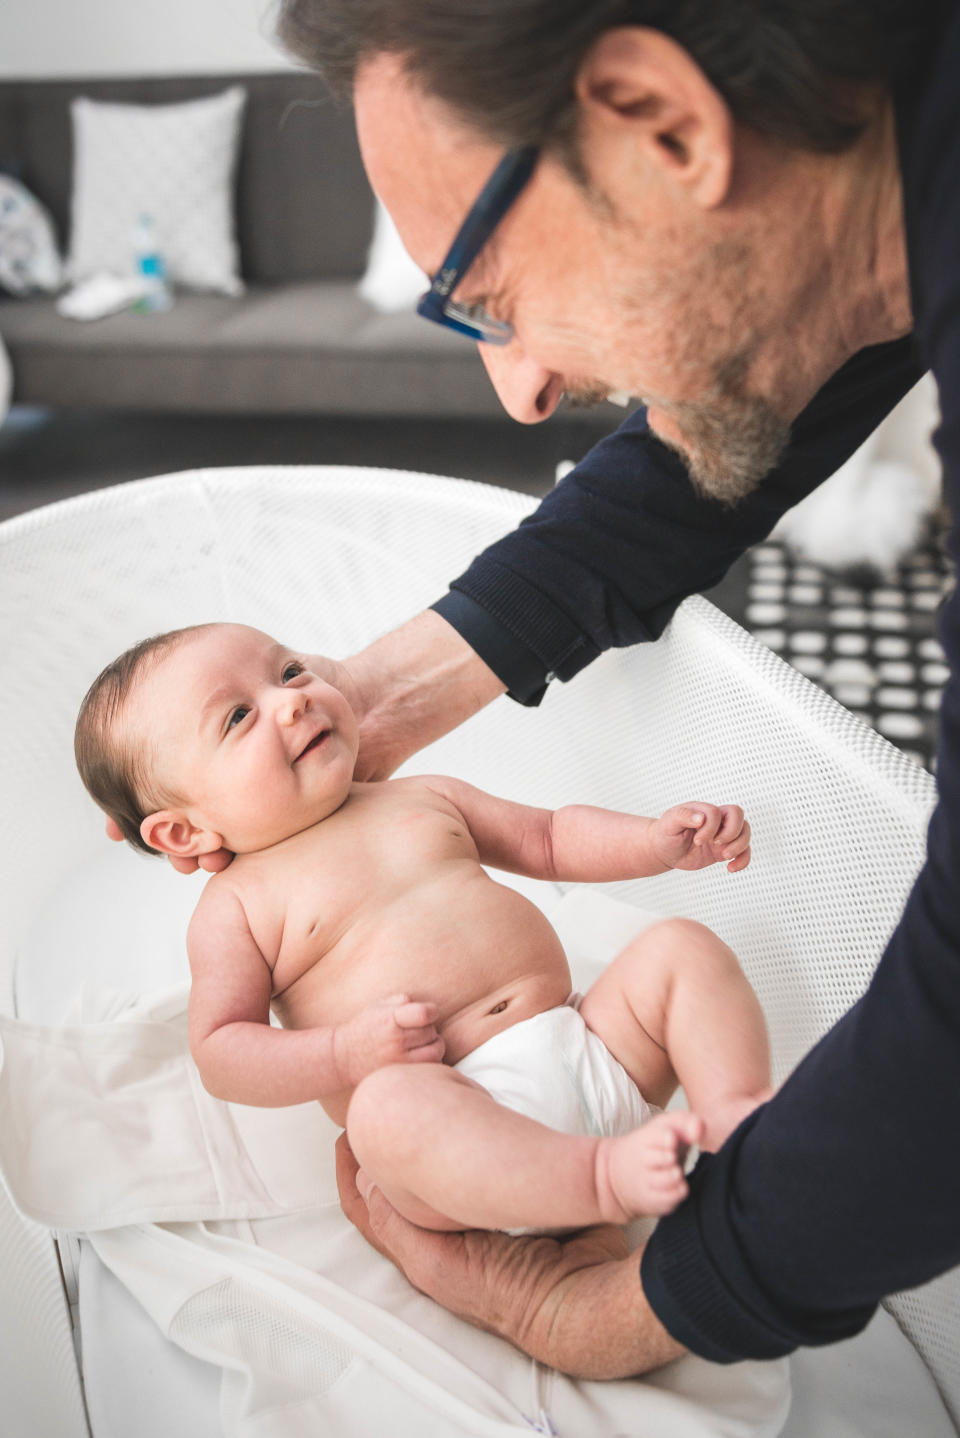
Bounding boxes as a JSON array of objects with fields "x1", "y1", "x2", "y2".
[{"x1": 156, "y1": 0, "x2": 960, "y2": 1374}]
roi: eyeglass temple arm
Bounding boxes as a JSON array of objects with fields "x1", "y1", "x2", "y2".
[{"x1": 429, "y1": 146, "x2": 539, "y2": 298}]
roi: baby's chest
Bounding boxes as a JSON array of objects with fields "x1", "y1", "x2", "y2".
[{"x1": 258, "y1": 799, "x2": 473, "y2": 980}]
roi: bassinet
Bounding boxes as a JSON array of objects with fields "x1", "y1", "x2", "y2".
[{"x1": 0, "y1": 465, "x2": 955, "y2": 1436}]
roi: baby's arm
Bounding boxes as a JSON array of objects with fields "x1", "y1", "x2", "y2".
[
  {"x1": 423, "y1": 778, "x2": 750, "y2": 882},
  {"x1": 188, "y1": 884, "x2": 443, "y2": 1107}
]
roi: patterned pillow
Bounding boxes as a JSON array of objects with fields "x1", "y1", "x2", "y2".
[
  {"x1": 0, "y1": 174, "x2": 63, "y2": 295},
  {"x1": 67, "y1": 86, "x2": 246, "y2": 296}
]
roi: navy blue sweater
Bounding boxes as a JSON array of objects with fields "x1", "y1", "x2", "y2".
[{"x1": 432, "y1": 4, "x2": 960, "y2": 1357}]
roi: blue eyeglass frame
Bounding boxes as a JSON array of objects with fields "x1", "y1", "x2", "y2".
[{"x1": 416, "y1": 145, "x2": 539, "y2": 346}]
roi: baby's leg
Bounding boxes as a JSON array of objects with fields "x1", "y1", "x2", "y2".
[
  {"x1": 346, "y1": 1062, "x2": 703, "y2": 1231},
  {"x1": 578, "y1": 919, "x2": 772, "y2": 1151}
]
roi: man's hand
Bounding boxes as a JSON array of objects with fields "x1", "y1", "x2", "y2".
[
  {"x1": 333, "y1": 996, "x2": 445, "y2": 1087},
  {"x1": 346, "y1": 609, "x2": 506, "y2": 782},
  {"x1": 336, "y1": 1134, "x2": 685, "y2": 1378},
  {"x1": 651, "y1": 804, "x2": 751, "y2": 874}
]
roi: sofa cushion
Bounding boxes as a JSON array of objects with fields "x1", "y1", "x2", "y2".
[{"x1": 0, "y1": 282, "x2": 499, "y2": 416}]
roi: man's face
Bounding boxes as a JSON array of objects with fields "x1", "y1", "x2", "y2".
[{"x1": 355, "y1": 54, "x2": 791, "y2": 503}]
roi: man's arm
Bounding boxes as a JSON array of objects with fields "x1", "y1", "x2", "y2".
[
  {"x1": 639, "y1": 25, "x2": 960, "y2": 1358},
  {"x1": 434, "y1": 342, "x2": 924, "y2": 706},
  {"x1": 335, "y1": 1133, "x2": 685, "y2": 1378}
]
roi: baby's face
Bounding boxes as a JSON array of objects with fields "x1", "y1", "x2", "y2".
[{"x1": 130, "y1": 624, "x2": 360, "y2": 853}]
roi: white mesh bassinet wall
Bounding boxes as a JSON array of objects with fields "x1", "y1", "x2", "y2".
[{"x1": 0, "y1": 466, "x2": 955, "y2": 1431}]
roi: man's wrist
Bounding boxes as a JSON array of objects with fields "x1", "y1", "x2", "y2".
[
  {"x1": 515, "y1": 1244, "x2": 686, "y2": 1379},
  {"x1": 431, "y1": 590, "x2": 551, "y2": 705}
]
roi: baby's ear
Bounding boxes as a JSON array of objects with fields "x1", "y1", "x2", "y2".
[{"x1": 140, "y1": 810, "x2": 224, "y2": 858}]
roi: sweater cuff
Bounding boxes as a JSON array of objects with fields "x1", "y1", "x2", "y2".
[
  {"x1": 640, "y1": 1169, "x2": 793, "y2": 1362},
  {"x1": 431, "y1": 590, "x2": 548, "y2": 705},
  {"x1": 432, "y1": 567, "x2": 601, "y2": 705},
  {"x1": 641, "y1": 1149, "x2": 877, "y2": 1362}
]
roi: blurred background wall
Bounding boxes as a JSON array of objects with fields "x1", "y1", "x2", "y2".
[{"x1": 0, "y1": 0, "x2": 293, "y2": 79}]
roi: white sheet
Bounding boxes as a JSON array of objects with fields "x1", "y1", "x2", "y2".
[{"x1": 75, "y1": 1214, "x2": 952, "y2": 1438}]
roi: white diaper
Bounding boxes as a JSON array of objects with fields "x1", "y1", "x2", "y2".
[
  {"x1": 454, "y1": 996, "x2": 655, "y2": 1142},
  {"x1": 454, "y1": 998, "x2": 656, "y2": 1235}
]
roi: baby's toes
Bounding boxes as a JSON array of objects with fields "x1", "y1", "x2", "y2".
[{"x1": 646, "y1": 1141, "x2": 684, "y2": 1172}]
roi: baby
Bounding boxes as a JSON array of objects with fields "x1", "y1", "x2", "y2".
[{"x1": 75, "y1": 621, "x2": 771, "y2": 1236}]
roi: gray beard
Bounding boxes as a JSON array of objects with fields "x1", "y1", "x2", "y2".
[{"x1": 649, "y1": 352, "x2": 791, "y2": 506}]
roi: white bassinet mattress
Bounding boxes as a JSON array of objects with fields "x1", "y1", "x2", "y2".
[{"x1": 5, "y1": 850, "x2": 953, "y2": 1438}]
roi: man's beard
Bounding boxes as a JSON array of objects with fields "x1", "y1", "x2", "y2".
[
  {"x1": 564, "y1": 349, "x2": 789, "y2": 505},
  {"x1": 653, "y1": 352, "x2": 791, "y2": 505}
]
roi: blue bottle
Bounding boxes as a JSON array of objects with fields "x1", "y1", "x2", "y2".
[{"x1": 132, "y1": 213, "x2": 172, "y2": 312}]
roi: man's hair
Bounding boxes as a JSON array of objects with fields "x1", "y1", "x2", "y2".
[
  {"x1": 277, "y1": 0, "x2": 936, "y2": 161},
  {"x1": 74, "y1": 626, "x2": 209, "y2": 856}
]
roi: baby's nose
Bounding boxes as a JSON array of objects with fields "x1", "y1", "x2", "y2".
[{"x1": 277, "y1": 688, "x2": 308, "y2": 724}]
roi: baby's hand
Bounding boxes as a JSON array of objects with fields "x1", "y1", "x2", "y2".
[
  {"x1": 652, "y1": 804, "x2": 751, "y2": 874},
  {"x1": 334, "y1": 994, "x2": 445, "y2": 1087}
]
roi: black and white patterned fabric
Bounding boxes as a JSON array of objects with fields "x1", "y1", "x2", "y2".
[{"x1": 743, "y1": 539, "x2": 952, "y2": 772}]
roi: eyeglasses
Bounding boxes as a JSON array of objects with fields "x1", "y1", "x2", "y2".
[{"x1": 416, "y1": 146, "x2": 538, "y2": 346}]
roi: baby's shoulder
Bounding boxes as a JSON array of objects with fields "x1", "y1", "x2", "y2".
[{"x1": 188, "y1": 868, "x2": 254, "y2": 941}]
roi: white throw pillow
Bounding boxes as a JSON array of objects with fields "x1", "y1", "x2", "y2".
[
  {"x1": 357, "y1": 199, "x2": 427, "y2": 313},
  {"x1": 67, "y1": 86, "x2": 246, "y2": 296},
  {"x1": 0, "y1": 174, "x2": 63, "y2": 295}
]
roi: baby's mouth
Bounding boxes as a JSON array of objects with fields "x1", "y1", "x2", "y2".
[{"x1": 295, "y1": 730, "x2": 330, "y2": 762}]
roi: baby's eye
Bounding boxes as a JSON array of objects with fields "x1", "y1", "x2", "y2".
[
  {"x1": 227, "y1": 705, "x2": 250, "y2": 730},
  {"x1": 281, "y1": 661, "x2": 304, "y2": 683}
]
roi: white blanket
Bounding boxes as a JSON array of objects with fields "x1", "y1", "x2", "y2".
[{"x1": 0, "y1": 890, "x2": 794, "y2": 1438}]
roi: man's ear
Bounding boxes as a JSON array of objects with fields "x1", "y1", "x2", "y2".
[
  {"x1": 140, "y1": 810, "x2": 225, "y2": 858},
  {"x1": 574, "y1": 27, "x2": 734, "y2": 210}
]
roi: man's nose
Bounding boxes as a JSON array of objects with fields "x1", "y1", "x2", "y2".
[{"x1": 479, "y1": 342, "x2": 564, "y2": 424}]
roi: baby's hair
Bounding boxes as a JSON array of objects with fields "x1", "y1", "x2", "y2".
[{"x1": 74, "y1": 624, "x2": 213, "y2": 855}]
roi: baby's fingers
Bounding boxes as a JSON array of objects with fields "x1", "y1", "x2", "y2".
[
  {"x1": 690, "y1": 805, "x2": 722, "y2": 846},
  {"x1": 399, "y1": 1020, "x2": 441, "y2": 1048},
  {"x1": 721, "y1": 817, "x2": 751, "y2": 871},
  {"x1": 404, "y1": 1036, "x2": 446, "y2": 1064},
  {"x1": 394, "y1": 1000, "x2": 439, "y2": 1030},
  {"x1": 716, "y1": 806, "x2": 746, "y2": 843}
]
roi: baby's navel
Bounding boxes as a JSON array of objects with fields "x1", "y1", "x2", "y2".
[{"x1": 488, "y1": 1000, "x2": 509, "y2": 1016}]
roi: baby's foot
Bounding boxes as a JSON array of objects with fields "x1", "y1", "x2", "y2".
[{"x1": 595, "y1": 1111, "x2": 705, "y2": 1222}]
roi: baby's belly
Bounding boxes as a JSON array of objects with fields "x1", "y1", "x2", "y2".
[{"x1": 274, "y1": 877, "x2": 573, "y2": 1074}]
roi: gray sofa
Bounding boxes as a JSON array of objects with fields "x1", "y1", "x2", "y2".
[{"x1": 0, "y1": 72, "x2": 505, "y2": 417}]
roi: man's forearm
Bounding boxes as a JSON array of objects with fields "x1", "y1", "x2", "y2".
[
  {"x1": 347, "y1": 609, "x2": 506, "y2": 778},
  {"x1": 514, "y1": 1245, "x2": 686, "y2": 1378}
]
